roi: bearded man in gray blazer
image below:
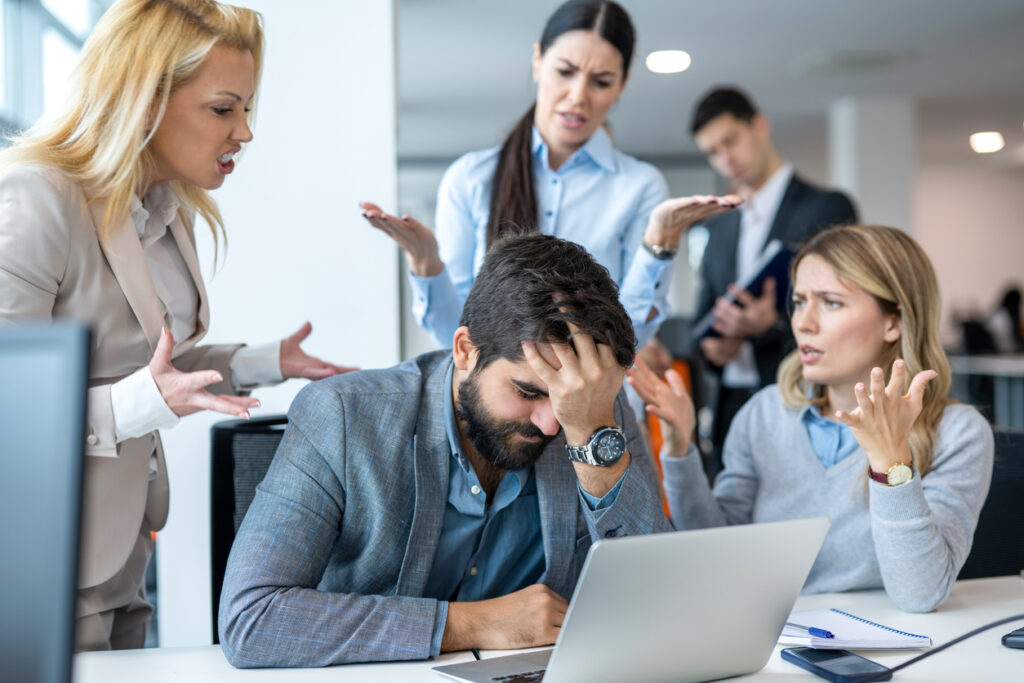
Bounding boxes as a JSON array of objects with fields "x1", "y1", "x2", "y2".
[{"x1": 219, "y1": 234, "x2": 673, "y2": 667}]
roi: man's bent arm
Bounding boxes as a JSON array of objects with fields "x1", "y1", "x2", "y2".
[{"x1": 218, "y1": 387, "x2": 440, "y2": 668}]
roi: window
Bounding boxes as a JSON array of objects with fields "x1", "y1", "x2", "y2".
[{"x1": 1, "y1": 0, "x2": 108, "y2": 132}]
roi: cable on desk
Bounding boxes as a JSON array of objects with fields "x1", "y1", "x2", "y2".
[{"x1": 852, "y1": 613, "x2": 1024, "y2": 683}]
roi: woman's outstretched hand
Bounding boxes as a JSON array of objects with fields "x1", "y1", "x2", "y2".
[
  {"x1": 150, "y1": 327, "x2": 261, "y2": 419},
  {"x1": 279, "y1": 322, "x2": 359, "y2": 380},
  {"x1": 643, "y1": 194, "x2": 743, "y2": 248},
  {"x1": 359, "y1": 201, "x2": 443, "y2": 277},
  {"x1": 626, "y1": 357, "x2": 695, "y2": 457},
  {"x1": 834, "y1": 359, "x2": 937, "y2": 473}
]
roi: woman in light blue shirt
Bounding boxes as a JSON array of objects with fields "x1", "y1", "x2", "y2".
[{"x1": 363, "y1": 0, "x2": 737, "y2": 349}]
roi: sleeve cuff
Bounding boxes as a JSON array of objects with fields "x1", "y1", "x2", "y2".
[
  {"x1": 578, "y1": 467, "x2": 627, "y2": 512},
  {"x1": 430, "y1": 600, "x2": 449, "y2": 657},
  {"x1": 869, "y1": 474, "x2": 931, "y2": 521},
  {"x1": 659, "y1": 444, "x2": 703, "y2": 492},
  {"x1": 110, "y1": 366, "x2": 179, "y2": 442},
  {"x1": 230, "y1": 341, "x2": 284, "y2": 391},
  {"x1": 620, "y1": 248, "x2": 673, "y2": 347}
]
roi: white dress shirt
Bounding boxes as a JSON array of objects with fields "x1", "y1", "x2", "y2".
[
  {"x1": 109, "y1": 185, "x2": 282, "y2": 448},
  {"x1": 722, "y1": 163, "x2": 793, "y2": 388}
]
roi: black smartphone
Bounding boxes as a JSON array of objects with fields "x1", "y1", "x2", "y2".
[{"x1": 781, "y1": 647, "x2": 892, "y2": 683}]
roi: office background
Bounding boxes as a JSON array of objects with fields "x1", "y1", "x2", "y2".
[{"x1": 2, "y1": 0, "x2": 1023, "y2": 648}]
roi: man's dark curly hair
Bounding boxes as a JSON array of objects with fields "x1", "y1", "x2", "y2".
[{"x1": 459, "y1": 233, "x2": 636, "y2": 370}]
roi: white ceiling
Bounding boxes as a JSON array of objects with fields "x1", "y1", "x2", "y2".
[{"x1": 396, "y1": 0, "x2": 1024, "y2": 165}]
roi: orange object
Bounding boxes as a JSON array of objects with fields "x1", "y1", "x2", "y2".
[{"x1": 645, "y1": 359, "x2": 693, "y2": 518}]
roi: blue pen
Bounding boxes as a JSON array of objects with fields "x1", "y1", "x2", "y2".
[{"x1": 786, "y1": 621, "x2": 835, "y2": 639}]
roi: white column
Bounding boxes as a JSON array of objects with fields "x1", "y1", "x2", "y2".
[
  {"x1": 156, "y1": 0, "x2": 399, "y2": 646},
  {"x1": 829, "y1": 98, "x2": 916, "y2": 233}
]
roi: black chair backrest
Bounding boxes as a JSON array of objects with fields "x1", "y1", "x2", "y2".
[
  {"x1": 209, "y1": 415, "x2": 287, "y2": 643},
  {"x1": 958, "y1": 430, "x2": 1024, "y2": 580}
]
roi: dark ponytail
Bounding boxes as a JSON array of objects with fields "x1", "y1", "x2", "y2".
[{"x1": 484, "y1": 0, "x2": 635, "y2": 247}]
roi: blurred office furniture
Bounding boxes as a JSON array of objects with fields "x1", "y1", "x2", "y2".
[
  {"x1": 0, "y1": 322, "x2": 90, "y2": 683},
  {"x1": 949, "y1": 354, "x2": 1024, "y2": 430},
  {"x1": 958, "y1": 431, "x2": 1024, "y2": 580},
  {"x1": 209, "y1": 415, "x2": 287, "y2": 643}
]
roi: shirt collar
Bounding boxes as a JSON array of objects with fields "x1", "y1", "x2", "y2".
[
  {"x1": 130, "y1": 183, "x2": 180, "y2": 249},
  {"x1": 745, "y1": 162, "x2": 793, "y2": 221},
  {"x1": 531, "y1": 124, "x2": 617, "y2": 174}
]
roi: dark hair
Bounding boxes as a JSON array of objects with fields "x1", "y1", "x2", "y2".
[
  {"x1": 690, "y1": 86, "x2": 759, "y2": 136},
  {"x1": 485, "y1": 1, "x2": 635, "y2": 247},
  {"x1": 460, "y1": 233, "x2": 636, "y2": 369}
]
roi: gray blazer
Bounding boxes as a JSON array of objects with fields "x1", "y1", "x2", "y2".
[{"x1": 219, "y1": 350, "x2": 672, "y2": 667}]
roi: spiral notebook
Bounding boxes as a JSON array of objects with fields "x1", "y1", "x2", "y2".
[{"x1": 779, "y1": 608, "x2": 932, "y2": 650}]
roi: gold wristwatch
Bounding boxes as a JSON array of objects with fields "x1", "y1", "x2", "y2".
[{"x1": 869, "y1": 462, "x2": 913, "y2": 487}]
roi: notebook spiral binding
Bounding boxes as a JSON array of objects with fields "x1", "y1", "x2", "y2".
[{"x1": 829, "y1": 608, "x2": 929, "y2": 639}]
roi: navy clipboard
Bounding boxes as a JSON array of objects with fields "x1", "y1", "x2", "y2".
[{"x1": 693, "y1": 239, "x2": 794, "y2": 340}]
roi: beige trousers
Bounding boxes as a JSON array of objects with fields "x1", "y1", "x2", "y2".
[{"x1": 74, "y1": 520, "x2": 154, "y2": 651}]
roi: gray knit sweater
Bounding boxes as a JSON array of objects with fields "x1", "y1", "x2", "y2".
[{"x1": 661, "y1": 386, "x2": 993, "y2": 613}]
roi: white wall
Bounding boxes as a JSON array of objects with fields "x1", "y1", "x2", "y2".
[
  {"x1": 915, "y1": 162, "x2": 1024, "y2": 333},
  {"x1": 156, "y1": 0, "x2": 399, "y2": 646}
]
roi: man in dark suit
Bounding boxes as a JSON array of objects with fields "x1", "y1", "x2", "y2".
[
  {"x1": 219, "y1": 234, "x2": 672, "y2": 667},
  {"x1": 691, "y1": 87, "x2": 858, "y2": 477}
]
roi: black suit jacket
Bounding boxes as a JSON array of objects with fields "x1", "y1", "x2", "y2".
[{"x1": 696, "y1": 174, "x2": 858, "y2": 387}]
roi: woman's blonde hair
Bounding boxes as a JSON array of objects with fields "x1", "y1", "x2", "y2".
[
  {"x1": 778, "y1": 224, "x2": 951, "y2": 476},
  {"x1": 0, "y1": 0, "x2": 263, "y2": 244}
]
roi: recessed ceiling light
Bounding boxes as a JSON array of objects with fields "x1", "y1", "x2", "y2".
[
  {"x1": 969, "y1": 132, "x2": 1005, "y2": 154},
  {"x1": 645, "y1": 50, "x2": 691, "y2": 74}
]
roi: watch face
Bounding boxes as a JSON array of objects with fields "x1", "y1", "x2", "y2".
[
  {"x1": 592, "y1": 428, "x2": 626, "y2": 465},
  {"x1": 887, "y1": 463, "x2": 913, "y2": 486}
]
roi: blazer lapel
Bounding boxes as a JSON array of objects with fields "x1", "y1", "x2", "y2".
[
  {"x1": 715, "y1": 210, "x2": 741, "y2": 286},
  {"x1": 90, "y1": 200, "x2": 163, "y2": 351},
  {"x1": 765, "y1": 176, "x2": 806, "y2": 249},
  {"x1": 166, "y1": 210, "x2": 209, "y2": 348},
  {"x1": 395, "y1": 359, "x2": 451, "y2": 597},
  {"x1": 534, "y1": 438, "x2": 578, "y2": 597}
]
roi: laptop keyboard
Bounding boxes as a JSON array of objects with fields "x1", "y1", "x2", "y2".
[{"x1": 491, "y1": 669, "x2": 546, "y2": 682}]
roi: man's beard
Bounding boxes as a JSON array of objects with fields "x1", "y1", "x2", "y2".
[{"x1": 455, "y1": 373, "x2": 555, "y2": 471}]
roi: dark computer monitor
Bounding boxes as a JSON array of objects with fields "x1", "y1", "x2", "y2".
[{"x1": 0, "y1": 322, "x2": 90, "y2": 683}]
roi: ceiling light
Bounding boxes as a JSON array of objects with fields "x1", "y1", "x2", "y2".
[
  {"x1": 969, "y1": 131, "x2": 1004, "y2": 154},
  {"x1": 645, "y1": 50, "x2": 691, "y2": 74}
]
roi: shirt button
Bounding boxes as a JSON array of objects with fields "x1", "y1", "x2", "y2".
[
  {"x1": 552, "y1": 179, "x2": 558, "y2": 185},
  {"x1": 471, "y1": 485, "x2": 482, "y2": 495},
  {"x1": 545, "y1": 210, "x2": 553, "y2": 217},
  {"x1": 86, "y1": 434, "x2": 99, "y2": 446},
  {"x1": 469, "y1": 566, "x2": 478, "y2": 577}
]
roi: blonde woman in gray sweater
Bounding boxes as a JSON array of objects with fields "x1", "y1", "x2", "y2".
[{"x1": 628, "y1": 224, "x2": 992, "y2": 613}]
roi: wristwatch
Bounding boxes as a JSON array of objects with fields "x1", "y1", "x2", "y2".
[
  {"x1": 641, "y1": 241, "x2": 678, "y2": 261},
  {"x1": 565, "y1": 426, "x2": 626, "y2": 467},
  {"x1": 869, "y1": 462, "x2": 914, "y2": 486}
]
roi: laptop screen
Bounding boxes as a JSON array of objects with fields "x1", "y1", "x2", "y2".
[{"x1": 0, "y1": 322, "x2": 90, "y2": 683}]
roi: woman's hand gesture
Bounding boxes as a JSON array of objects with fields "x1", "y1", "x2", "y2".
[
  {"x1": 643, "y1": 194, "x2": 742, "y2": 248},
  {"x1": 150, "y1": 327, "x2": 261, "y2": 419},
  {"x1": 279, "y1": 322, "x2": 358, "y2": 380},
  {"x1": 834, "y1": 359, "x2": 937, "y2": 473},
  {"x1": 626, "y1": 357, "x2": 695, "y2": 457},
  {"x1": 360, "y1": 202, "x2": 443, "y2": 277}
]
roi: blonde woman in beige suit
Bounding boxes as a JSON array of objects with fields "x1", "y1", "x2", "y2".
[{"x1": 0, "y1": 0, "x2": 349, "y2": 650}]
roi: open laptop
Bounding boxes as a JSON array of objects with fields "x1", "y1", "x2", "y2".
[
  {"x1": 434, "y1": 517, "x2": 829, "y2": 683},
  {"x1": 0, "y1": 322, "x2": 90, "y2": 683}
]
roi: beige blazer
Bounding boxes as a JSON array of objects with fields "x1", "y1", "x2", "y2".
[{"x1": 0, "y1": 164, "x2": 242, "y2": 589}]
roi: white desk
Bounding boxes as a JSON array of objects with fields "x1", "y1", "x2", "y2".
[{"x1": 74, "y1": 575, "x2": 1024, "y2": 682}]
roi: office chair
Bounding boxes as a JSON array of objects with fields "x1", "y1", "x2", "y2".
[
  {"x1": 209, "y1": 415, "x2": 287, "y2": 643},
  {"x1": 958, "y1": 430, "x2": 1024, "y2": 580}
]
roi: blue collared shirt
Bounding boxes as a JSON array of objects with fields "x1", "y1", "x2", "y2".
[
  {"x1": 426, "y1": 360, "x2": 624, "y2": 655},
  {"x1": 800, "y1": 403, "x2": 861, "y2": 467},
  {"x1": 410, "y1": 126, "x2": 671, "y2": 349}
]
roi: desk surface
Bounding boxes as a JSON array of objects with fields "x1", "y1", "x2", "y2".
[
  {"x1": 74, "y1": 576, "x2": 1024, "y2": 683},
  {"x1": 949, "y1": 353, "x2": 1024, "y2": 376}
]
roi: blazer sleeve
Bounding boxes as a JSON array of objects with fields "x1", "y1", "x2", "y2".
[{"x1": 218, "y1": 383, "x2": 441, "y2": 668}]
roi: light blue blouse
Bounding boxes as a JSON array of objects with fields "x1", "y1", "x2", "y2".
[{"x1": 409, "y1": 126, "x2": 672, "y2": 348}]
